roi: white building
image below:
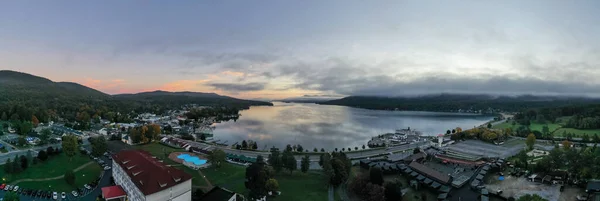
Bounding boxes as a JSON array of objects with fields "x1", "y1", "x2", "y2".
[{"x1": 112, "y1": 150, "x2": 192, "y2": 201}]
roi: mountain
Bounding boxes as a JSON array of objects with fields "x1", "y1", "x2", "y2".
[
  {"x1": 320, "y1": 94, "x2": 600, "y2": 113},
  {"x1": 0, "y1": 70, "x2": 272, "y2": 124},
  {"x1": 0, "y1": 70, "x2": 108, "y2": 102},
  {"x1": 113, "y1": 90, "x2": 272, "y2": 108}
]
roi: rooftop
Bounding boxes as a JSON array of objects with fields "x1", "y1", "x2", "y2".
[
  {"x1": 101, "y1": 186, "x2": 126, "y2": 200},
  {"x1": 113, "y1": 150, "x2": 192, "y2": 195},
  {"x1": 409, "y1": 161, "x2": 451, "y2": 184},
  {"x1": 198, "y1": 186, "x2": 236, "y2": 201}
]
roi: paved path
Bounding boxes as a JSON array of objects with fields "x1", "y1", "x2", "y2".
[
  {"x1": 328, "y1": 186, "x2": 334, "y2": 201},
  {"x1": 10, "y1": 161, "x2": 95, "y2": 185}
]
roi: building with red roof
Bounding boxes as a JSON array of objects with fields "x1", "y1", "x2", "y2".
[{"x1": 112, "y1": 150, "x2": 192, "y2": 201}]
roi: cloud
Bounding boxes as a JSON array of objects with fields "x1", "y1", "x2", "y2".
[
  {"x1": 209, "y1": 82, "x2": 266, "y2": 92},
  {"x1": 157, "y1": 80, "x2": 210, "y2": 92}
]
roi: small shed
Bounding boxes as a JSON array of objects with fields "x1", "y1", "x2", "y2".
[{"x1": 416, "y1": 175, "x2": 426, "y2": 181}]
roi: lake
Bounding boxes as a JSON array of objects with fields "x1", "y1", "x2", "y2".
[{"x1": 211, "y1": 102, "x2": 493, "y2": 151}]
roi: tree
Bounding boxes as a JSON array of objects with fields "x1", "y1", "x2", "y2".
[
  {"x1": 242, "y1": 140, "x2": 248, "y2": 149},
  {"x1": 17, "y1": 137, "x2": 26, "y2": 146},
  {"x1": 452, "y1": 129, "x2": 456, "y2": 134},
  {"x1": 542, "y1": 125, "x2": 550, "y2": 137},
  {"x1": 562, "y1": 140, "x2": 572, "y2": 151},
  {"x1": 252, "y1": 142, "x2": 258, "y2": 150},
  {"x1": 208, "y1": 149, "x2": 226, "y2": 168},
  {"x1": 31, "y1": 115, "x2": 39, "y2": 127},
  {"x1": 91, "y1": 136, "x2": 107, "y2": 157},
  {"x1": 62, "y1": 135, "x2": 78, "y2": 161},
  {"x1": 18, "y1": 121, "x2": 33, "y2": 135},
  {"x1": 526, "y1": 133, "x2": 536, "y2": 150},
  {"x1": 47, "y1": 146, "x2": 54, "y2": 155},
  {"x1": 192, "y1": 189, "x2": 205, "y2": 201},
  {"x1": 3, "y1": 191, "x2": 20, "y2": 201},
  {"x1": 517, "y1": 194, "x2": 548, "y2": 201},
  {"x1": 446, "y1": 130, "x2": 451, "y2": 135},
  {"x1": 26, "y1": 150, "x2": 33, "y2": 166},
  {"x1": 286, "y1": 144, "x2": 293, "y2": 152},
  {"x1": 40, "y1": 128, "x2": 51, "y2": 145},
  {"x1": 37, "y1": 150, "x2": 48, "y2": 161},
  {"x1": 268, "y1": 147, "x2": 283, "y2": 173},
  {"x1": 65, "y1": 170, "x2": 76, "y2": 186},
  {"x1": 301, "y1": 155, "x2": 310, "y2": 173},
  {"x1": 369, "y1": 167, "x2": 384, "y2": 185},
  {"x1": 342, "y1": 148, "x2": 345, "y2": 152},
  {"x1": 487, "y1": 123, "x2": 493, "y2": 129},
  {"x1": 330, "y1": 158, "x2": 348, "y2": 187},
  {"x1": 321, "y1": 148, "x2": 325, "y2": 152},
  {"x1": 1, "y1": 112, "x2": 7, "y2": 121},
  {"x1": 296, "y1": 145, "x2": 303, "y2": 152},
  {"x1": 199, "y1": 134, "x2": 206, "y2": 141},
  {"x1": 413, "y1": 147, "x2": 421, "y2": 154},
  {"x1": 4, "y1": 158, "x2": 12, "y2": 174},
  {"x1": 385, "y1": 182, "x2": 402, "y2": 201},
  {"x1": 334, "y1": 148, "x2": 338, "y2": 152},
  {"x1": 148, "y1": 124, "x2": 161, "y2": 140},
  {"x1": 20, "y1": 155, "x2": 28, "y2": 170},
  {"x1": 245, "y1": 155, "x2": 272, "y2": 200},
  {"x1": 282, "y1": 149, "x2": 297, "y2": 174},
  {"x1": 265, "y1": 178, "x2": 279, "y2": 194},
  {"x1": 12, "y1": 155, "x2": 22, "y2": 173},
  {"x1": 362, "y1": 145, "x2": 366, "y2": 150},
  {"x1": 354, "y1": 147, "x2": 358, "y2": 151}
]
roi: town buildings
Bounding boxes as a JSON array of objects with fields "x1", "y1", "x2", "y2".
[{"x1": 112, "y1": 150, "x2": 192, "y2": 201}]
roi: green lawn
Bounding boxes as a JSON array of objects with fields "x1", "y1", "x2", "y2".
[
  {"x1": 553, "y1": 128, "x2": 600, "y2": 137},
  {"x1": 0, "y1": 153, "x2": 94, "y2": 183},
  {"x1": 202, "y1": 163, "x2": 247, "y2": 193},
  {"x1": 17, "y1": 163, "x2": 103, "y2": 192},
  {"x1": 271, "y1": 171, "x2": 329, "y2": 201}
]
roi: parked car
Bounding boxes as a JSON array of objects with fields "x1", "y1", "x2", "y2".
[
  {"x1": 36, "y1": 190, "x2": 42, "y2": 197},
  {"x1": 84, "y1": 184, "x2": 92, "y2": 190},
  {"x1": 104, "y1": 166, "x2": 111, "y2": 170},
  {"x1": 53, "y1": 192, "x2": 58, "y2": 200},
  {"x1": 71, "y1": 190, "x2": 79, "y2": 197},
  {"x1": 61, "y1": 192, "x2": 66, "y2": 199},
  {"x1": 6, "y1": 185, "x2": 12, "y2": 191},
  {"x1": 0, "y1": 184, "x2": 5, "y2": 190},
  {"x1": 12, "y1": 186, "x2": 18, "y2": 191}
]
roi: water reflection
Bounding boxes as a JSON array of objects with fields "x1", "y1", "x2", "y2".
[{"x1": 212, "y1": 102, "x2": 493, "y2": 151}]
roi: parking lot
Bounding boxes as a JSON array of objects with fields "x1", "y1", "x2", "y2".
[
  {"x1": 485, "y1": 175, "x2": 561, "y2": 201},
  {"x1": 446, "y1": 139, "x2": 526, "y2": 158},
  {"x1": 0, "y1": 154, "x2": 113, "y2": 201}
]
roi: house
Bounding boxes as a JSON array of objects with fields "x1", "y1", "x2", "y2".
[
  {"x1": 112, "y1": 150, "x2": 192, "y2": 201},
  {"x1": 198, "y1": 186, "x2": 239, "y2": 201}
]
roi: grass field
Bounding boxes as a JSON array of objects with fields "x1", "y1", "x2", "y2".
[
  {"x1": 17, "y1": 163, "x2": 103, "y2": 192},
  {"x1": 0, "y1": 153, "x2": 95, "y2": 183},
  {"x1": 493, "y1": 121, "x2": 561, "y2": 133},
  {"x1": 0, "y1": 153, "x2": 102, "y2": 192},
  {"x1": 271, "y1": 171, "x2": 329, "y2": 201}
]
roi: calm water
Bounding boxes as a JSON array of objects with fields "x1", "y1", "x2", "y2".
[{"x1": 211, "y1": 102, "x2": 493, "y2": 151}]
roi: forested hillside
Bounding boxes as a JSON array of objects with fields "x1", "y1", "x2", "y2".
[
  {"x1": 514, "y1": 104, "x2": 600, "y2": 129},
  {"x1": 321, "y1": 94, "x2": 600, "y2": 113},
  {"x1": 0, "y1": 70, "x2": 272, "y2": 130}
]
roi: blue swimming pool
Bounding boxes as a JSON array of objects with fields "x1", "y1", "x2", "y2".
[{"x1": 177, "y1": 154, "x2": 208, "y2": 166}]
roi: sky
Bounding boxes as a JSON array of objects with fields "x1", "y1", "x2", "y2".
[{"x1": 1, "y1": 1, "x2": 599, "y2": 100}]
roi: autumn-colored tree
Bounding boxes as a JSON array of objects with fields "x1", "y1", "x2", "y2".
[
  {"x1": 140, "y1": 126, "x2": 149, "y2": 143},
  {"x1": 31, "y1": 115, "x2": 39, "y2": 127},
  {"x1": 455, "y1": 127, "x2": 462, "y2": 133},
  {"x1": 562, "y1": 140, "x2": 572, "y2": 151},
  {"x1": 526, "y1": 133, "x2": 536, "y2": 150},
  {"x1": 148, "y1": 124, "x2": 161, "y2": 141}
]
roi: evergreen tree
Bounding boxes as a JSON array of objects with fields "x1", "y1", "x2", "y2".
[
  {"x1": 301, "y1": 155, "x2": 310, "y2": 173},
  {"x1": 4, "y1": 158, "x2": 12, "y2": 174},
  {"x1": 12, "y1": 155, "x2": 22, "y2": 173},
  {"x1": 1, "y1": 112, "x2": 7, "y2": 121},
  {"x1": 242, "y1": 140, "x2": 248, "y2": 149}
]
